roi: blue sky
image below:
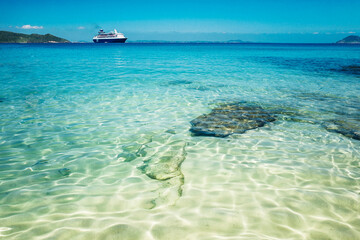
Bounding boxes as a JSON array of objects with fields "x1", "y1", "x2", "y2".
[{"x1": 1, "y1": 0, "x2": 359, "y2": 42}]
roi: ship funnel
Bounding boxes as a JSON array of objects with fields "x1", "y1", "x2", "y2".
[{"x1": 114, "y1": 29, "x2": 118, "y2": 34}]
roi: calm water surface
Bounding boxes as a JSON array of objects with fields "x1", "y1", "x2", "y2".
[{"x1": 0, "y1": 43, "x2": 360, "y2": 239}]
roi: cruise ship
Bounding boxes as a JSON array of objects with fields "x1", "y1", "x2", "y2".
[{"x1": 93, "y1": 29, "x2": 127, "y2": 43}]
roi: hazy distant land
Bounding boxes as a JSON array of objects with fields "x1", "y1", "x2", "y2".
[
  {"x1": 336, "y1": 35, "x2": 360, "y2": 44},
  {"x1": 0, "y1": 31, "x2": 70, "y2": 43}
]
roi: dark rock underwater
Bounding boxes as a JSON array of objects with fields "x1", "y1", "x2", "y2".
[
  {"x1": 190, "y1": 102, "x2": 276, "y2": 137},
  {"x1": 190, "y1": 100, "x2": 360, "y2": 141}
]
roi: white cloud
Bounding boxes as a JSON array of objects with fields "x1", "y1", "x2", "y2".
[
  {"x1": 313, "y1": 32, "x2": 319, "y2": 35},
  {"x1": 348, "y1": 31, "x2": 356, "y2": 34},
  {"x1": 16, "y1": 25, "x2": 44, "y2": 29},
  {"x1": 77, "y1": 26, "x2": 85, "y2": 30}
]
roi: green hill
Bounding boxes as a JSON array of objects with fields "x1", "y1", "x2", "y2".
[
  {"x1": 0, "y1": 31, "x2": 70, "y2": 43},
  {"x1": 336, "y1": 35, "x2": 360, "y2": 44}
]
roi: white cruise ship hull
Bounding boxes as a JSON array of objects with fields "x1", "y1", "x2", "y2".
[{"x1": 93, "y1": 37, "x2": 127, "y2": 43}]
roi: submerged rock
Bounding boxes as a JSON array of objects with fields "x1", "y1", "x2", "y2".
[
  {"x1": 190, "y1": 103, "x2": 276, "y2": 137},
  {"x1": 168, "y1": 80, "x2": 192, "y2": 85},
  {"x1": 138, "y1": 140, "x2": 187, "y2": 205},
  {"x1": 32, "y1": 159, "x2": 49, "y2": 166},
  {"x1": 324, "y1": 119, "x2": 360, "y2": 141},
  {"x1": 341, "y1": 65, "x2": 360, "y2": 71},
  {"x1": 329, "y1": 65, "x2": 360, "y2": 76},
  {"x1": 138, "y1": 142, "x2": 187, "y2": 181},
  {"x1": 188, "y1": 85, "x2": 211, "y2": 91},
  {"x1": 339, "y1": 65, "x2": 360, "y2": 75},
  {"x1": 117, "y1": 143, "x2": 147, "y2": 162},
  {"x1": 28, "y1": 159, "x2": 49, "y2": 171},
  {"x1": 58, "y1": 168, "x2": 71, "y2": 176},
  {"x1": 165, "y1": 129, "x2": 176, "y2": 134}
]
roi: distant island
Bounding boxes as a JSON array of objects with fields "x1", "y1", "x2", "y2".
[
  {"x1": 336, "y1": 35, "x2": 360, "y2": 44},
  {"x1": 0, "y1": 31, "x2": 70, "y2": 43}
]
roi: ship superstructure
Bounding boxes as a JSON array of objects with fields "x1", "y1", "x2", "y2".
[{"x1": 93, "y1": 29, "x2": 127, "y2": 43}]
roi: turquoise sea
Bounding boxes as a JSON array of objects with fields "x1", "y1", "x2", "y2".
[{"x1": 1, "y1": 43, "x2": 360, "y2": 239}]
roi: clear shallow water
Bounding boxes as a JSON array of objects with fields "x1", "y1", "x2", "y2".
[{"x1": 0, "y1": 43, "x2": 360, "y2": 239}]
